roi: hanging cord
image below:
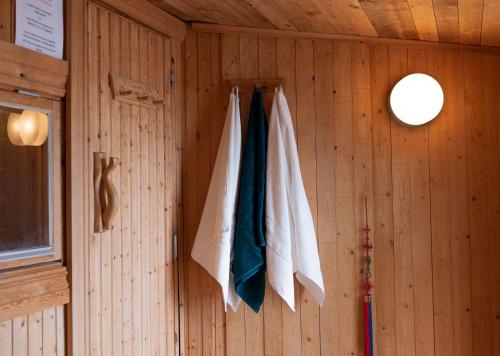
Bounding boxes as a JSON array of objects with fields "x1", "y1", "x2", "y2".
[{"x1": 362, "y1": 197, "x2": 374, "y2": 356}]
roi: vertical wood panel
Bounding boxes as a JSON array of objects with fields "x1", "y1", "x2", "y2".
[
  {"x1": 42, "y1": 307, "x2": 57, "y2": 356},
  {"x1": 220, "y1": 32, "x2": 244, "y2": 356},
  {"x1": 109, "y1": 13, "x2": 123, "y2": 356},
  {"x1": 370, "y1": 45, "x2": 397, "y2": 356},
  {"x1": 277, "y1": 36, "x2": 301, "y2": 356},
  {"x1": 464, "y1": 51, "x2": 493, "y2": 356},
  {"x1": 351, "y1": 42, "x2": 376, "y2": 356},
  {"x1": 484, "y1": 54, "x2": 500, "y2": 356},
  {"x1": 184, "y1": 28, "x2": 202, "y2": 356},
  {"x1": 241, "y1": 33, "x2": 264, "y2": 356},
  {"x1": 295, "y1": 38, "x2": 320, "y2": 356},
  {"x1": 389, "y1": 46, "x2": 416, "y2": 356},
  {"x1": 258, "y1": 35, "x2": 283, "y2": 356},
  {"x1": 313, "y1": 39, "x2": 339, "y2": 356},
  {"x1": 88, "y1": 5, "x2": 101, "y2": 355},
  {"x1": 332, "y1": 41, "x2": 358, "y2": 356},
  {"x1": 119, "y1": 16, "x2": 133, "y2": 356},
  {"x1": 139, "y1": 25, "x2": 151, "y2": 356},
  {"x1": 445, "y1": 49, "x2": 473, "y2": 356},
  {"x1": 427, "y1": 48, "x2": 454, "y2": 356},
  {"x1": 196, "y1": 31, "x2": 215, "y2": 356},
  {"x1": 83, "y1": 4, "x2": 177, "y2": 356},
  {"x1": 98, "y1": 9, "x2": 113, "y2": 356},
  {"x1": 0, "y1": 308, "x2": 65, "y2": 356},
  {"x1": 183, "y1": 29, "x2": 500, "y2": 356},
  {"x1": 208, "y1": 33, "x2": 226, "y2": 356},
  {"x1": 13, "y1": 316, "x2": 28, "y2": 356},
  {"x1": 28, "y1": 312, "x2": 43, "y2": 356},
  {"x1": 0, "y1": 0, "x2": 13, "y2": 41},
  {"x1": 406, "y1": 47, "x2": 435, "y2": 356},
  {"x1": 129, "y1": 20, "x2": 143, "y2": 356}
]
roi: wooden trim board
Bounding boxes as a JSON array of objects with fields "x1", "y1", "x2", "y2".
[
  {"x1": 96, "y1": 0, "x2": 186, "y2": 40},
  {"x1": 0, "y1": 40, "x2": 68, "y2": 98},
  {"x1": 191, "y1": 22, "x2": 500, "y2": 54},
  {"x1": 0, "y1": 263, "x2": 70, "y2": 322}
]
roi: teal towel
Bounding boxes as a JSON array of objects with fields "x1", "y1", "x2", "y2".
[{"x1": 232, "y1": 89, "x2": 268, "y2": 313}]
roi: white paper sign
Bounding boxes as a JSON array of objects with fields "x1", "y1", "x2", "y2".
[{"x1": 15, "y1": 0, "x2": 63, "y2": 59}]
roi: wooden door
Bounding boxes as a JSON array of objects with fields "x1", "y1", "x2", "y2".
[{"x1": 85, "y1": 3, "x2": 176, "y2": 355}]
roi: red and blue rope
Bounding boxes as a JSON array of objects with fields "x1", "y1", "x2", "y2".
[{"x1": 362, "y1": 198, "x2": 374, "y2": 356}]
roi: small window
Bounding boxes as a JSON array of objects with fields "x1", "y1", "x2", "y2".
[{"x1": 0, "y1": 96, "x2": 61, "y2": 269}]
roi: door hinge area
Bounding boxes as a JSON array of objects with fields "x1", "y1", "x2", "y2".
[
  {"x1": 172, "y1": 233, "x2": 178, "y2": 261},
  {"x1": 170, "y1": 57, "x2": 176, "y2": 86}
]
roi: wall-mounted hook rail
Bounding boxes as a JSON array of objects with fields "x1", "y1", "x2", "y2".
[{"x1": 226, "y1": 78, "x2": 286, "y2": 93}]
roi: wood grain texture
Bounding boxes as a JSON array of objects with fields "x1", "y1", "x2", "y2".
[
  {"x1": 150, "y1": 0, "x2": 500, "y2": 46},
  {"x1": 0, "y1": 40, "x2": 68, "y2": 98},
  {"x1": 77, "y1": 4, "x2": 178, "y2": 356},
  {"x1": 0, "y1": 264, "x2": 69, "y2": 322},
  {"x1": 481, "y1": 0, "x2": 500, "y2": 46},
  {"x1": 182, "y1": 28, "x2": 500, "y2": 356},
  {"x1": 0, "y1": 306, "x2": 65, "y2": 356}
]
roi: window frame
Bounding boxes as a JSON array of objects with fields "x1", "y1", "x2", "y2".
[{"x1": 0, "y1": 90, "x2": 63, "y2": 270}]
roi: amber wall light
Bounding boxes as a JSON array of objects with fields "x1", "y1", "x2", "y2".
[
  {"x1": 7, "y1": 110, "x2": 48, "y2": 146},
  {"x1": 389, "y1": 73, "x2": 444, "y2": 126}
]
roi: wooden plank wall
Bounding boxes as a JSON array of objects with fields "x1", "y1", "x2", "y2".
[
  {"x1": 0, "y1": 306, "x2": 65, "y2": 356},
  {"x1": 82, "y1": 3, "x2": 178, "y2": 356},
  {"x1": 182, "y1": 29, "x2": 500, "y2": 356},
  {"x1": 0, "y1": 0, "x2": 13, "y2": 42}
]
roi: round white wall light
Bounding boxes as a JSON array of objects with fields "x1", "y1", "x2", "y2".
[{"x1": 389, "y1": 73, "x2": 444, "y2": 126}]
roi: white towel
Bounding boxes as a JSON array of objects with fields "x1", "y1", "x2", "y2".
[
  {"x1": 191, "y1": 91, "x2": 242, "y2": 312},
  {"x1": 266, "y1": 87, "x2": 325, "y2": 311}
]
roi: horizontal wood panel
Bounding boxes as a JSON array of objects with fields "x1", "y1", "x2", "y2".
[
  {"x1": 182, "y1": 29, "x2": 500, "y2": 356},
  {"x1": 0, "y1": 263, "x2": 69, "y2": 322},
  {"x1": 0, "y1": 40, "x2": 68, "y2": 98}
]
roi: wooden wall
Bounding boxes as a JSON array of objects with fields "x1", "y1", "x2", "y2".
[
  {"x1": 182, "y1": 30, "x2": 500, "y2": 356},
  {"x1": 0, "y1": 0, "x2": 13, "y2": 42},
  {"x1": 0, "y1": 306, "x2": 65, "y2": 356}
]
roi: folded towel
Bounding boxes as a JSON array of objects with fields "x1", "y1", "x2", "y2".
[
  {"x1": 232, "y1": 89, "x2": 268, "y2": 313},
  {"x1": 191, "y1": 91, "x2": 242, "y2": 312},
  {"x1": 266, "y1": 87, "x2": 325, "y2": 310}
]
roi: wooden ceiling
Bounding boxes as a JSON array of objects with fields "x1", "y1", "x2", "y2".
[{"x1": 149, "y1": 0, "x2": 500, "y2": 47}]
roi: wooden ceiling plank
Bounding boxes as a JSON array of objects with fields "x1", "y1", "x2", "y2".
[
  {"x1": 217, "y1": 0, "x2": 276, "y2": 28},
  {"x1": 336, "y1": 0, "x2": 378, "y2": 36},
  {"x1": 242, "y1": 0, "x2": 299, "y2": 30},
  {"x1": 270, "y1": 0, "x2": 338, "y2": 33},
  {"x1": 147, "y1": 0, "x2": 198, "y2": 21},
  {"x1": 433, "y1": 0, "x2": 460, "y2": 43},
  {"x1": 481, "y1": 0, "x2": 500, "y2": 46},
  {"x1": 152, "y1": 0, "x2": 233, "y2": 25},
  {"x1": 359, "y1": 0, "x2": 419, "y2": 39},
  {"x1": 310, "y1": 0, "x2": 357, "y2": 34},
  {"x1": 458, "y1": 0, "x2": 483, "y2": 44},
  {"x1": 406, "y1": 0, "x2": 439, "y2": 41}
]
